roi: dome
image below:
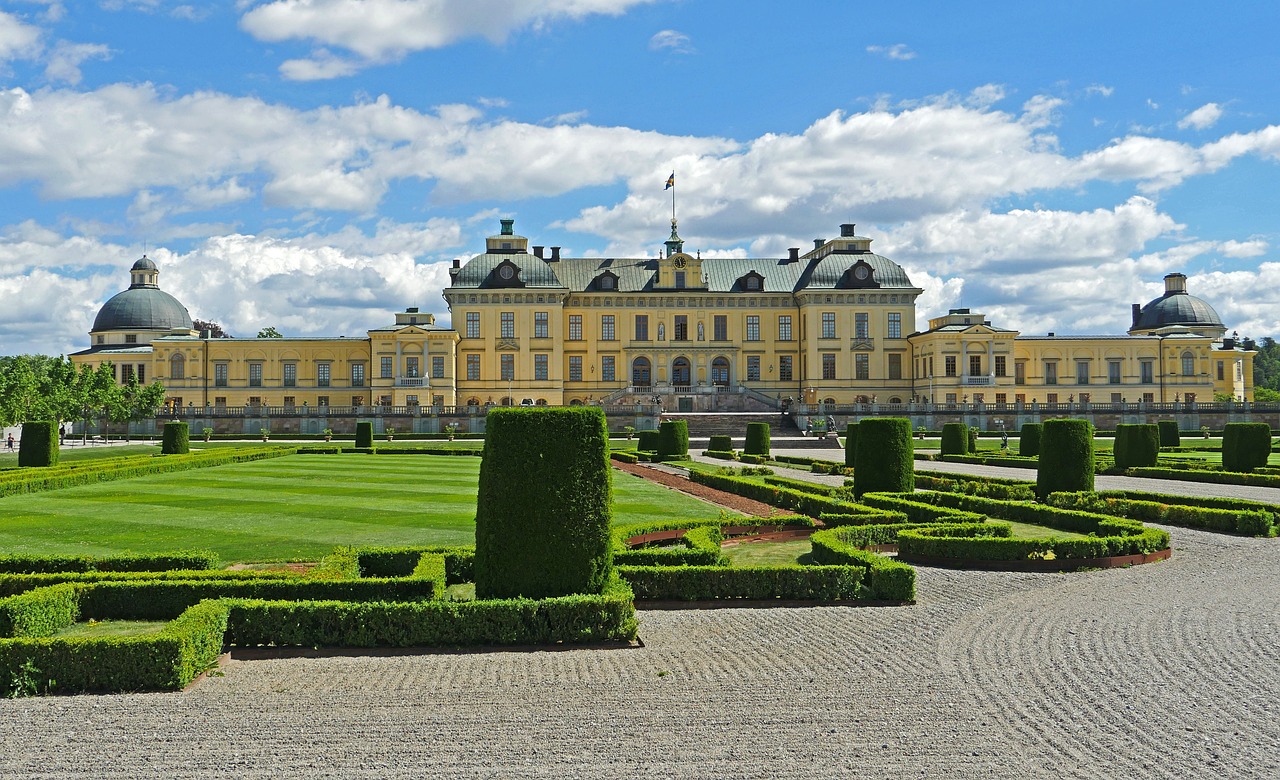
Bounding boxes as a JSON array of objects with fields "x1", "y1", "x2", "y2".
[
  {"x1": 92, "y1": 287, "x2": 193, "y2": 332},
  {"x1": 131, "y1": 255, "x2": 157, "y2": 272},
  {"x1": 1130, "y1": 273, "x2": 1225, "y2": 335}
]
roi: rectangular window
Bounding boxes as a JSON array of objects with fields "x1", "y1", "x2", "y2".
[
  {"x1": 351, "y1": 364, "x2": 365, "y2": 387},
  {"x1": 1047, "y1": 393, "x2": 1059, "y2": 404},
  {"x1": 822, "y1": 353, "x2": 836, "y2": 380},
  {"x1": 995, "y1": 393, "x2": 1007, "y2": 404},
  {"x1": 855, "y1": 313, "x2": 869, "y2": 339},
  {"x1": 1044, "y1": 361, "x2": 1058, "y2": 385},
  {"x1": 635, "y1": 314, "x2": 649, "y2": 341},
  {"x1": 1079, "y1": 393, "x2": 1090, "y2": 404},
  {"x1": 500, "y1": 354, "x2": 514, "y2": 381},
  {"x1": 569, "y1": 315, "x2": 583, "y2": 341},
  {"x1": 887, "y1": 312, "x2": 901, "y2": 340},
  {"x1": 674, "y1": 315, "x2": 688, "y2": 341},
  {"x1": 534, "y1": 354, "x2": 548, "y2": 381},
  {"x1": 1015, "y1": 361, "x2": 1025, "y2": 386},
  {"x1": 888, "y1": 353, "x2": 902, "y2": 380},
  {"x1": 500, "y1": 311, "x2": 515, "y2": 339},
  {"x1": 969, "y1": 355, "x2": 982, "y2": 376},
  {"x1": 1140, "y1": 361, "x2": 1154, "y2": 384},
  {"x1": 136, "y1": 364, "x2": 145, "y2": 384},
  {"x1": 973, "y1": 393, "x2": 984, "y2": 404},
  {"x1": 121, "y1": 364, "x2": 134, "y2": 382},
  {"x1": 1076, "y1": 360, "x2": 1090, "y2": 385},
  {"x1": 821, "y1": 312, "x2": 836, "y2": 339},
  {"x1": 675, "y1": 271, "x2": 686, "y2": 289},
  {"x1": 994, "y1": 355, "x2": 1007, "y2": 377},
  {"x1": 125, "y1": 334, "x2": 137, "y2": 344},
  {"x1": 1217, "y1": 360, "x2": 1224, "y2": 381},
  {"x1": 316, "y1": 396, "x2": 327, "y2": 407},
  {"x1": 855, "y1": 353, "x2": 870, "y2": 380},
  {"x1": 778, "y1": 315, "x2": 792, "y2": 341},
  {"x1": 714, "y1": 315, "x2": 727, "y2": 341},
  {"x1": 317, "y1": 363, "x2": 331, "y2": 387},
  {"x1": 215, "y1": 363, "x2": 229, "y2": 387},
  {"x1": 406, "y1": 395, "x2": 418, "y2": 407},
  {"x1": 779, "y1": 355, "x2": 793, "y2": 382},
  {"x1": 352, "y1": 395, "x2": 364, "y2": 407},
  {"x1": 602, "y1": 355, "x2": 616, "y2": 382},
  {"x1": 283, "y1": 396, "x2": 295, "y2": 410},
  {"x1": 283, "y1": 363, "x2": 297, "y2": 387},
  {"x1": 405, "y1": 357, "x2": 419, "y2": 377},
  {"x1": 465, "y1": 312, "x2": 480, "y2": 339},
  {"x1": 381, "y1": 356, "x2": 394, "y2": 378},
  {"x1": 249, "y1": 363, "x2": 263, "y2": 387},
  {"x1": 568, "y1": 356, "x2": 583, "y2": 382},
  {"x1": 601, "y1": 314, "x2": 615, "y2": 341},
  {"x1": 534, "y1": 311, "x2": 549, "y2": 339},
  {"x1": 248, "y1": 396, "x2": 261, "y2": 409},
  {"x1": 466, "y1": 354, "x2": 480, "y2": 380},
  {"x1": 946, "y1": 393, "x2": 957, "y2": 405},
  {"x1": 1111, "y1": 392, "x2": 1123, "y2": 403},
  {"x1": 215, "y1": 396, "x2": 227, "y2": 409},
  {"x1": 1109, "y1": 361, "x2": 1122, "y2": 384},
  {"x1": 747, "y1": 355, "x2": 761, "y2": 381},
  {"x1": 1142, "y1": 392, "x2": 1154, "y2": 403},
  {"x1": 432, "y1": 355, "x2": 445, "y2": 378},
  {"x1": 945, "y1": 356, "x2": 957, "y2": 377},
  {"x1": 746, "y1": 315, "x2": 760, "y2": 341}
]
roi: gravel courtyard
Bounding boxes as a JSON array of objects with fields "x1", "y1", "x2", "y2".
[{"x1": 3, "y1": 519, "x2": 1277, "y2": 779}]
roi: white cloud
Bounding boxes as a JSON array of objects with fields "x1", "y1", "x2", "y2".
[
  {"x1": 1085, "y1": 84, "x2": 1114, "y2": 98},
  {"x1": 279, "y1": 49, "x2": 362, "y2": 80},
  {"x1": 866, "y1": 43, "x2": 916, "y2": 61},
  {"x1": 241, "y1": 0, "x2": 658, "y2": 78},
  {"x1": 1178, "y1": 102, "x2": 1223, "y2": 130},
  {"x1": 43, "y1": 41, "x2": 111, "y2": 84},
  {"x1": 0, "y1": 11, "x2": 43, "y2": 62},
  {"x1": 544, "y1": 109, "x2": 587, "y2": 125},
  {"x1": 649, "y1": 29, "x2": 692, "y2": 54}
]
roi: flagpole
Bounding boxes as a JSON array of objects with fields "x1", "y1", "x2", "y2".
[{"x1": 671, "y1": 172, "x2": 676, "y2": 224}]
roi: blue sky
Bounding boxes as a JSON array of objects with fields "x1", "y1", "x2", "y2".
[{"x1": 2, "y1": 0, "x2": 1279, "y2": 355}]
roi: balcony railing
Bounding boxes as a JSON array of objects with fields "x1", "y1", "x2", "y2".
[
  {"x1": 395, "y1": 376, "x2": 427, "y2": 387},
  {"x1": 962, "y1": 375, "x2": 994, "y2": 386}
]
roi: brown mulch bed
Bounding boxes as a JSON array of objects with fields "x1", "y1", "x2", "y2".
[{"x1": 612, "y1": 461, "x2": 790, "y2": 518}]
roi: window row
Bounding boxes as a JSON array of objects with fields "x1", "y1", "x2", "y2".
[
  {"x1": 460, "y1": 312, "x2": 900, "y2": 343},
  {"x1": 211, "y1": 362, "x2": 366, "y2": 388}
]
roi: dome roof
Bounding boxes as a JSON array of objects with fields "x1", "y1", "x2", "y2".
[
  {"x1": 131, "y1": 255, "x2": 158, "y2": 272},
  {"x1": 92, "y1": 287, "x2": 193, "y2": 332},
  {"x1": 1131, "y1": 291, "x2": 1224, "y2": 333}
]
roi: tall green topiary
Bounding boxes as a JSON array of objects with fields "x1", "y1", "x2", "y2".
[
  {"x1": 656, "y1": 419, "x2": 689, "y2": 459},
  {"x1": 355, "y1": 421, "x2": 373, "y2": 448},
  {"x1": 967, "y1": 426, "x2": 979, "y2": 453},
  {"x1": 853, "y1": 417, "x2": 913, "y2": 498},
  {"x1": 1113, "y1": 423, "x2": 1159, "y2": 469},
  {"x1": 637, "y1": 429, "x2": 660, "y2": 452},
  {"x1": 940, "y1": 422, "x2": 969, "y2": 455},
  {"x1": 1158, "y1": 420, "x2": 1180, "y2": 448},
  {"x1": 1020, "y1": 423, "x2": 1042, "y2": 457},
  {"x1": 17, "y1": 421, "x2": 59, "y2": 467},
  {"x1": 708, "y1": 434, "x2": 733, "y2": 452},
  {"x1": 1036, "y1": 418, "x2": 1094, "y2": 500},
  {"x1": 744, "y1": 422, "x2": 770, "y2": 456},
  {"x1": 1222, "y1": 422, "x2": 1272, "y2": 473},
  {"x1": 844, "y1": 422, "x2": 859, "y2": 467},
  {"x1": 474, "y1": 406, "x2": 613, "y2": 599},
  {"x1": 161, "y1": 421, "x2": 190, "y2": 455}
]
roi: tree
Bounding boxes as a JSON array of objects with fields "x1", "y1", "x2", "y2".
[
  {"x1": 192, "y1": 319, "x2": 231, "y2": 338},
  {"x1": 116, "y1": 372, "x2": 167, "y2": 441},
  {"x1": 257, "y1": 327, "x2": 283, "y2": 338}
]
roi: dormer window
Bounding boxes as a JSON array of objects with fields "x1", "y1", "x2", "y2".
[
  {"x1": 595, "y1": 271, "x2": 619, "y2": 291},
  {"x1": 840, "y1": 259, "x2": 880, "y2": 289},
  {"x1": 490, "y1": 260, "x2": 525, "y2": 288},
  {"x1": 737, "y1": 271, "x2": 765, "y2": 292}
]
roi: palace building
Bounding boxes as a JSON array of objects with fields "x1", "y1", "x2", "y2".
[{"x1": 70, "y1": 219, "x2": 1255, "y2": 430}]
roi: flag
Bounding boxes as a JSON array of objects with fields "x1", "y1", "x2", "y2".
[{"x1": 664, "y1": 172, "x2": 675, "y2": 190}]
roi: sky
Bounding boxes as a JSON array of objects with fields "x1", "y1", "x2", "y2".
[{"x1": 2, "y1": 0, "x2": 1279, "y2": 356}]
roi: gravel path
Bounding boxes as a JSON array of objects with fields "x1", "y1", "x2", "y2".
[{"x1": 3, "y1": 524, "x2": 1278, "y2": 778}]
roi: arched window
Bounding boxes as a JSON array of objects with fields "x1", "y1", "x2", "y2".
[
  {"x1": 500, "y1": 396, "x2": 513, "y2": 406},
  {"x1": 888, "y1": 396, "x2": 903, "y2": 404},
  {"x1": 632, "y1": 357, "x2": 652, "y2": 387},
  {"x1": 569, "y1": 398, "x2": 583, "y2": 406},
  {"x1": 672, "y1": 357, "x2": 692, "y2": 386},
  {"x1": 170, "y1": 353, "x2": 185, "y2": 380},
  {"x1": 711, "y1": 357, "x2": 730, "y2": 386},
  {"x1": 1181, "y1": 352, "x2": 1195, "y2": 376},
  {"x1": 466, "y1": 397, "x2": 481, "y2": 407},
  {"x1": 535, "y1": 398, "x2": 548, "y2": 406},
  {"x1": 823, "y1": 397, "x2": 837, "y2": 406}
]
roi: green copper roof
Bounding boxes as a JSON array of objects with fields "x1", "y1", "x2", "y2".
[{"x1": 92, "y1": 287, "x2": 193, "y2": 332}]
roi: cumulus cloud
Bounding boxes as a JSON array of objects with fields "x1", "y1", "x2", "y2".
[
  {"x1": 1178, "y1": 102, "x2": 1224, "y2": 130},
  {"x1": 43, "y1": 40, "x2": 111, "y2": 84},
  {"x1": 649, "y1": 29, "x2": 692, "y2": 53},
  {"x1": 866, "y1": 43, "x2": 915, "y2": 61},
  {"x1": 0, "y1": 11, "x2": 43, "y2": 62},
  {"x1": 1085, "y1": 84, "x2": 1114, "y2": 98},
  {"x1": 279, "y1": 50, "x2": 362, "y2": 80},
  {"x1": 241, "y1": 0, "x2": 658, "y2": 77}
]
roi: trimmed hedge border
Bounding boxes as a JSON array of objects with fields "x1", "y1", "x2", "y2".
[
  {"x1": 1123, "y1": 466, "x2": 1280, "y2": 489},
  {"x1": 1047, "y1": 491, "x2": 1275, "y2": 537},
  {"x1": 689, "y1": 469, "x2": 900, "y2": 523},
  {"x1": 0, "y1": 550, "x2": 219, "y2": 575}
]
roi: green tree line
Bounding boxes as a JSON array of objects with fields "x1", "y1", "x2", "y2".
[
  {"x1": 1247, "y1": 338, "x2": 1280, "y2": 402},
  {"x1": 0, "y1": 355, "x2": 167, "y2": 437}
]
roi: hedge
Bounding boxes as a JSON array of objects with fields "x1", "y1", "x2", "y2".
[
  {"x1": 744, "y1": 423, "x2": 770, "y2": 457},
  {"x1": 352, "y1": 546, "x2": 475, "y2": 584},
  {"x1": 853, "y1": 418, "x2": 914, "y2": 498},
  {"x1": 0, "y1": 583, "x2": 79, "y2": 638},
  {"x1": 940, "y1": 422, "x2": 969, "y2": 456},
  {"x1": 844, "y1": 422, "x2": 858, "y2": 467},
  {"x1": 1123, "y1": 466, "x2": 1280, "y2": 488},
  {"x1": 1095, "y1": 488, "x2": 1280, "y2": 524},
  {"x1": 475, "y1": 407, "x2": 613, "y2": 599},
  {"x1": 913, "y1": 473, "x2": 1036, "y2": 501},
  {"x1": 934, "y1": 453, "x2": 1038, "y2": 469},
  {"x1": 1019, "y1": 423, "x2": 1042, "y2": 457},
  {"x1": 1047, "y1": 492, "x2": 1274, "y2": 537},
  {"x1": 702, "y1": 450, "x2": 737, "y2": 461},
  {"x1": 1222, "y1": 422, "x2": 1272, "y2": 473},
  {"x1": 708, "y1": 435, "x2": 733, "y2": 452},
  {"x1": 807, "y1": 527, "x2": 916, "y2": 601},
  {"x1": 1158, "y1": 420, "x2": 1181, "y2": 448},
  {"x1": 1114, "y1": 424, "x2": 1159, "y2": 469},
  {"x1": 637, "y1": 429, "x2": 660, "y2": 453},
  {"x1": 0, "y1": 568, "x2": 304, "y2": 598},
  {"x1": 689, "y1": 469, "x2": 894, "y2": 521},
  {"x1": 856, "y1": 493, "x2": 985, "y2": 525},
  {"x1": 0, "y1": 550, "x2": 219, "y2": 575},
  {"x1": 610, "y1": 451, "x2": 640, "y2": 464},
  {"x1": 612, "y1": 520, "x2": 729, "y2": 567},
  {"x1": 617, "y1": 565, "x2": 867, "y2": 601},
  {"x1": 657, "y1": 420, "x2": 690, "y2": 459},
  {"x1": 17, "y1": 421, "x2": 58, "y2": 467},
  {"x1": 222, "y1": 575, "x2": 638, "y2": 648},
  {"x1": 355, "y1": 421, "x2": 374, "y2": 448},
  {"x1": 1036, "y1": 418, "x2": 1094, "y2": 499},
  {"x1": 161, "y1": 421, "x2": 190, "y2": 455}
]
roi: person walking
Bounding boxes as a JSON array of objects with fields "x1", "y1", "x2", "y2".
[{"x1": 5, "y1": 433, "x2": 13, "y2": 451}]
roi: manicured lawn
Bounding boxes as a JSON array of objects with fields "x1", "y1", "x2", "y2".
[
  {"x1": 55, "y1": 620, "x2": 169, "y2": 638},
  {"x1": 0, "y1": 443, "x2": 162, "y2": 469},
  {"x1": 722, "y1": 538, "x2": 813, "y2": 566},
  {"x1": 0, "y1": 454, "x2": 724, "y2": 563}
]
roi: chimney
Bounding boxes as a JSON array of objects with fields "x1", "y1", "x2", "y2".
[
  {"x1": 1131, "y1": 303, "x2": 1142, "y2": 328},
  {"x1": 1164, "y1": 272, "x2": 1187, "y2": 294},
  {"x1": 201, "y1": 329, "x2": 211, "y2": 339},
  {"x1": 500, "y1": 218, "x2": 515, "y2": 236},
  {"x1": 533, "y1": 245, "x2": 544, "y2": 259},
  {"x1": 452, "y1": 258, "x2": 461, "y2": 269},
  {"x1": 550, "y1": 246, "x2": 561, "y2": 262},
  {"x1": 813, "y1": 239, "x2": 825, "y2": 250},
  {"x1": 787, "y1": 247, "x2": 800, "y2": 262},
  {"x1": 840, "y1": 223, "x2": 857, "y2": 237}
]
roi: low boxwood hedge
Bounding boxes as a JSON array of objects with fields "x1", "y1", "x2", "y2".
[
  {"x1": 0, "y1": 550, "x2": 219, "y2": 575},
  {"x1": 617, "y1": 564, "x2": 867, "y2": 601},
  {"x1": 701, "y1": 450, "x2": 737, "y2": 461},
  {"x1": 1047, "y1": 491, "x2": 1274, "y2": 537},
  {"x1": 807, "y1": 527, "x2": 916, "y2": 602},
  {"x1": 708, "y1": 435, "x2": 733, "y2": 452}
]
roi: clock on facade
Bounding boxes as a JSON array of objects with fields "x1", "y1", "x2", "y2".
[{"x1": 673, "y1": 256, "x2": 687, "y2": 268}]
